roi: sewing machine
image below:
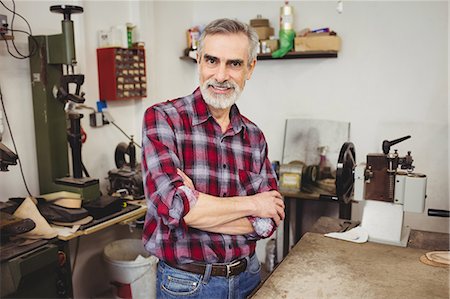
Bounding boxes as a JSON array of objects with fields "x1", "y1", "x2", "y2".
[{"x1": 336, "y1": 136, "x2": 427, "y2": 246}]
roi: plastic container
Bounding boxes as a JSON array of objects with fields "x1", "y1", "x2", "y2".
[
  {"x1": 280, "y1": 1, "x2": 294, "y2": 31},
  {"x1": 104, "y1": 239, "x2": 158, "y2": 299}
]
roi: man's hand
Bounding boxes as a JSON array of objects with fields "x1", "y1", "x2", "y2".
[
  {"x1": 177, "y1": 168, "x2": 195, "y2": 190},
  {"x1": 251, "y1": 191, "x2": 285, "y2": 226}
]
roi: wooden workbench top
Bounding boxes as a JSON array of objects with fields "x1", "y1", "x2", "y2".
[{"x1": 252, "y1": 232, "x2": 449, "y2": 298}]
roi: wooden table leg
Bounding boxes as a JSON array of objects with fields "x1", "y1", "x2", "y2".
[{"x1": 283, "y1": 197, "x2": 291, "y2": 258}]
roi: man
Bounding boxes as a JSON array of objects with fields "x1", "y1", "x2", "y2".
[{"x1": 142, "y1": 18, "x2": 285, "y2": 299}]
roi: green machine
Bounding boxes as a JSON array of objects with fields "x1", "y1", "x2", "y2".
[{"x1": 28, "y1": 5, "x2": 100, "y2": 201}]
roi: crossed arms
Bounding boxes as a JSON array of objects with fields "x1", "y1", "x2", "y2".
[{"x1": 178, "y1": 169, "x2": 285, "y2": 235}]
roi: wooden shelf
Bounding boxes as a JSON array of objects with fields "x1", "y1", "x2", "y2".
[
  {"x1": 180, "y1": 50, "x2": 338, "y2": 63},
  {"x1": 257, "y1": 51, "x2": 338, "y2": 60},
  {"x1": 0, "y1": 34, "x2": 14, "y2": 40},
  {"x1": 180, "y1": 55, "x2": 197, "y2": 63}
]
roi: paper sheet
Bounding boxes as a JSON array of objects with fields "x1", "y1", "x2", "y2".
[{"x1": 324, "y1": 226, "x2": 368, "y2": 243}]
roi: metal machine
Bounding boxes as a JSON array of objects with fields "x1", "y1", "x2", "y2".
[
  {"x1": 107, "y1": 137, "x2": 144, "y2": 199},
  {"x1": 335, "y1": 136, "x2": 427, "y2": 246},
  {"x1": 28, "y1": 5, "x2": 100, "y2": 201},
  {"x1": 0, "y1": 142, "x2": 17, "y2": 171}
]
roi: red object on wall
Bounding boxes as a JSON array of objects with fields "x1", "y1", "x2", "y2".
[{"x1": 97, "y1": 47, "x2": 147, "y2": 101}]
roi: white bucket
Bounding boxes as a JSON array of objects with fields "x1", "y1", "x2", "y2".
[{"x1": 104, "y1": 239, "x2": 158, "y2": 299}]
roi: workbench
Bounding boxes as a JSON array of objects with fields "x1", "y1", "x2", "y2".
[
  {"x1": 252, "y1": 232, "x2": 449, "y2": 298},
  {"x1": 1, "y1": 202, "x2": 148, "y2": 298},
  {"x1": 56, "y1": 202, "x2": 147, "y2": 241},
  {"x1": 281, "y1": 190, "x2": 351, "y2": 257}
]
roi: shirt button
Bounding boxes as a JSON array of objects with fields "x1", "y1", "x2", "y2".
[
  {"x1": 223, "y1": 164, "x2": 226, "y2": 169},
  {"x1": 228, "y1": 244, "x2": 232, "y2": 249},
  {"x1": 222, "y1": 193, "x2": 227, "y2": 197}
]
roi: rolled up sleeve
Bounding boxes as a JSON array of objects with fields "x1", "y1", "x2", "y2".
[
  {"x1": 246, "y1": 137, "x2": 279, "y2": 240},
  {"x1": 142, "y1": 106, "x2": 198, "y2": 230}
]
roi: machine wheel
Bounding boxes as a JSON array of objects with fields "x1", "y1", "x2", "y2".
[
  {"x1": 336, "y1": 142, "x2": 356, "y2": 204},
  {"x1": 114, "y1": 142, "x2": 129, "y2": 169}
]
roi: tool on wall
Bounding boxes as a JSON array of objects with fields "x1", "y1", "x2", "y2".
[
  {"x1": 28, "y1": 5, "x2": 100, "y2": 202},
  {"x1": 335, "y1": 135, "x2": 428, "y2": 246}
]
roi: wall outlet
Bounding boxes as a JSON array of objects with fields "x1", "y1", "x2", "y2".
[{"x1": 0, "y1": 14, "x2": 7, "y2": 35}]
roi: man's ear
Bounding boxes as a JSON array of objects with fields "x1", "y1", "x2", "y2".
[{"x1": 246, "y1": 59, "x2": 257, "y2": 80}]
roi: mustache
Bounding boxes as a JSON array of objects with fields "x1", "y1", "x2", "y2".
[{"x1": 206, "y1": 80, "x2": 237, "y2": 89}]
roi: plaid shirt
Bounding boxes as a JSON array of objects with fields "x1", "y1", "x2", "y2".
[{"x1": 142, "y1": 87, "x2": 278, "y2": 264}]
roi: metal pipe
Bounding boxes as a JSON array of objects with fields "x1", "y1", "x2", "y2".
[{"x1": 68, "y1": 113, "x2": 83, "y2": 178}]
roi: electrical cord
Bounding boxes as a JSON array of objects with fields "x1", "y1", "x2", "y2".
[
  {"x1": 0, "y1": 84, "x2": 33, "y2": 196},
  {"x1": 0, "y1": 0, "x2": 32, "y2": 34},
  {"x1": 1, "y1": 29, "x2": 37, "y2": 59},
  {"x1": 0, "y1": 0, "x2": 38, "y2": 59},
  {"x1": 76, "y1": 103, "x2": 142, "y2": 148},
  {"x1": 111, "y1": 121, "x2": 142, "y2": 149}
]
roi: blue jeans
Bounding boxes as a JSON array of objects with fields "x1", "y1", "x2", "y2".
[{"x1": 156, "y1": 254, "x2": 261, "y2": 299}]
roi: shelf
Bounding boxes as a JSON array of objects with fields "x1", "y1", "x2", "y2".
[
  {"x1": 0, "y1": 34, "x2": 14, "y2": 40},
  {"x1": 180, "y1": 55, "x2": 197, "y2": 63},
  {"x1": 180, "y1": 50, "x2": 338, "y2": 63},
  {"x1": 257, "y1": 51, "x2": 338, "y2": 60},
  {"x1": 97, "y1": 47, "x2": 147, "y2": 101}
]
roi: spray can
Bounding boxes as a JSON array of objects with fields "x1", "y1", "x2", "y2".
[{"x1": 280, "y1": 1, "x2": 294, "y2": 31}]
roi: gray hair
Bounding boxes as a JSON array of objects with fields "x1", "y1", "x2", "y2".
[{"x1": 197, "y1": 18, "x2": 259, "y2": 66}]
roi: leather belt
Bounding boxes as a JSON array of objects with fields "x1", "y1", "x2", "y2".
[{"x1": 168, "y1": 258, "x2": 247, "y2": 278}]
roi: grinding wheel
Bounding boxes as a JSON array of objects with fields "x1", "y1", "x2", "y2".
[{"x1": 336, "y1": 142, "x2": 356, "y2": 204}]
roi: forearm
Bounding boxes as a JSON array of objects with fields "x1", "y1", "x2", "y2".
[
  {"x1": 200, "y1": 217, "x2": 254, "y2": 235},
  {"x1": 184, "y1": 192, "x2": 256, "y2": 229}
]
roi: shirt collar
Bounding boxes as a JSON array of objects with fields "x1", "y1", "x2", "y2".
[
  {"x1": 191, "y1": 87, "x2": 210, "y2": 126},
  {"x1": 229, "y1": 104, "x2": 246, "y2": 135},
  {"x1": 191, "y1": 87, "x2": 246, "y2": 135}
]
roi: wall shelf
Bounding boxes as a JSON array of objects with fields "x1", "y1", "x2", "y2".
[
  {"x1": 97, "y1": 47, "x2": 147, "y2": 101},
  {"x1": 180, "y1": 51, "x2": 338, "y2": 63},
  {"x1": 257, "y1": 51, "x2": 338, "y2": 60},
  {"x1": 0, "y1": 35, "x2": 14, "y2": 40}
]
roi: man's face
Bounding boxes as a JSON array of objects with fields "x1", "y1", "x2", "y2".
[{"x1": 198, "y1": 33, "x2": 256, "y2": 110}]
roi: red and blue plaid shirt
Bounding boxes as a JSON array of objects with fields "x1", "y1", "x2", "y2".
[{"x1": 142, "y1": 88, "x2": 278, "y2": 264}]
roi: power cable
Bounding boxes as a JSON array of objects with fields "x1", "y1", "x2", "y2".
[
  {"x1": 111, "y1": 121, "x2": 142, "y2": 149},
  {"x1": 0, "y1": 84, "x2": 33, "y2": 196},
  {"x1": 0, "y1": 0, "x2": 37, "y2": 59},
  {"x1": 76, "y1": 104, "x2": 142, "y2": 149},
  {"x1": 0, "y1": 0, "x2": 32, "y2": 34}
]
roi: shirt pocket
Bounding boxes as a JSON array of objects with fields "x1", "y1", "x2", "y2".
[{"x1": 238, "y1": 169, "x2": 263, "y2": 196}]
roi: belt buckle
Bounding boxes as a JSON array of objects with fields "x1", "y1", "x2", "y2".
[{"x1": 226, "y1": 260, "x2": 242, "y2": 278}]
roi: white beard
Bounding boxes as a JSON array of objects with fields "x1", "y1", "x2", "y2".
[{"x1": 200, "y1": 79, "x2": 242, "y2": 109}]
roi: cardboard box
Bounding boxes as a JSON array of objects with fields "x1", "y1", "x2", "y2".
[
  {"x1": 294, "y1": 35, "x2": 341, "y2": 52},
  {"x1": 252, "y1": 26, "x2": 274, "y2": 40},
  {"x1": 261, "y1": 39, "x2": 279, "y2": 52}
]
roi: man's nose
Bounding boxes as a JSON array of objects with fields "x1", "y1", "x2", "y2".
[{"x1": 214, "y1": 63, "x2": 230, "y2": 82}]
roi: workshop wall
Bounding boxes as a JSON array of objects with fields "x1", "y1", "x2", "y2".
[
  {"x1": 152, "y1": 0, "x2": 449, "y2": 265},
  {"x1": 0, "y1": 1, "x2": 448, "y2": 297},
  {"x1": 151, "y1": 1, "x2": 449, "y2": 230}
]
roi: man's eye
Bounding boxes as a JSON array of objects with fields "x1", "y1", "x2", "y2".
[
  {"x1": 231, "y1": 61, "x2": 242, "y2": 67},
  {"x1": 207, "y1": 58, "x2": 216, "y2": 64}
]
